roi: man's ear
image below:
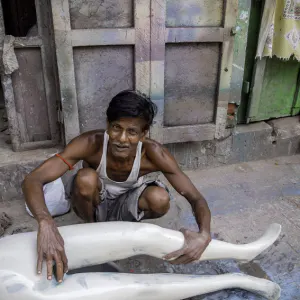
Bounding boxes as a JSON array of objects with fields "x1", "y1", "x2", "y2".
[{"x1": 140, "y1": 128, "x2": 149, "y2": 141}]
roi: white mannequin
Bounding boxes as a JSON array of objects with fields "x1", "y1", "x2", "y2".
[{"x1": 0, "y1": 222, "x2": 281, "y2": 300}]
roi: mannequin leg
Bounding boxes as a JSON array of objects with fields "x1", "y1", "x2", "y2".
[
  {"x1": 0, "y1": 271, "x2": 280, "y2": 300},
  {"x1": 59, "y1": 222, "x2": 281, "y2": 270},
  {"x1": 0, "y1": 222, "x2": 281, "y2": 300},
  {"x1": 0, "y1": 222, "x2": 281, "y2": 273}
]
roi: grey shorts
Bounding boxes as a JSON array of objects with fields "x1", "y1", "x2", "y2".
[
  {"x1": 96, "y1": 180, "x2": 170, "y2": 222},
  {"x1": 65, "y1": 175, "x2": 170, "y2": 222}
]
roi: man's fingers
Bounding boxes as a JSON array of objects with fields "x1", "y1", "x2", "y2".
[
  {"x1": 195, "y1": 249, "x2": 205, "y2": 260},
  {"x1": 61, "y1": 250, "x2": 69, "y2": 273},
  {"x1": 170, "y1": 249, "x2": 199, "y2": 265},
  {"x1": 37, "y1": 251, "x2": 43, "y2": 275},
  {"x1": 163, "y1": 247, "x2": 186, "y2": 260},
  {"x1": 54, "y1": 253, "x2": 64, "y2": 283},
  {"x1": 169, "y1": 255, "x2": 188, "y2": 265},
  {"x1": 182, "y1": 250, "x2": 200, "y2": 264},
  {"x1": 46, "y1": 255, "x2": 53, "y2": 280},
  {"x1": 56, "y1": 234, "x2": 65, "y2": 246}
]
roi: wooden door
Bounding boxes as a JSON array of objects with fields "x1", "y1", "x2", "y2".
[
  {"x1": 51, "y1": 0, "x2": 238, "y2": 145},
  {"x1": 0, "y1": 0, "x2": 60, "y2": 151},
  {"x1": 247, "y1": 57, "x2": 300, "y2": 123},
  {"x1": 50, "y1": 0, "x2": 151, "y2": 144},
  {"x1": 150, "y1": 0, "x2": 238, "y2": 143}
]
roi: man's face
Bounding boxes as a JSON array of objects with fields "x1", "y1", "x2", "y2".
[{"x1": 107, "y1": 117, "x2": 147, "y2": 159}]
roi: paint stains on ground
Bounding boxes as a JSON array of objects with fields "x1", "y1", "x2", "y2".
[
  {"x1": 238, "y1": 262, "x2": 270, "y2": 280},
  {"x1": 11, "y1": 227, "x2": 31, "y2": 234},
  {"x1": 0, "y1": 212, "x2": 11, "y2": 237},
  {"x1": 68, "y1": 263, "x2": 123, "y2": 275}
]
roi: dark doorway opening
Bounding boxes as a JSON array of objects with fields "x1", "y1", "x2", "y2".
[{"x1": 1, "y1": 0, "x2": 37, "y2": 37}]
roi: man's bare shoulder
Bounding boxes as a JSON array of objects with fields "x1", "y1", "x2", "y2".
[
  {"x1": 143, "y1": 138, "x2": 163, "y2": 153},
  {"x1": 143, "y1": 138, "x2": 178, "y2": 172},
  {"x1": 83, "y1": 130, "x2": 105, "y2": 147},
  {"x1": 65, "y1": 130, "x2": 105, "y2": 157}
]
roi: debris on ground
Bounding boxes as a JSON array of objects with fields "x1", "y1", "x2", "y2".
[{"x1": 0, "y1": 212, "x2": 12, "y2": 237}]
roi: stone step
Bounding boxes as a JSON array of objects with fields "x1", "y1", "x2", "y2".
[{"x1": 0, "y1": 141, "x2": 62, "y2": 201}]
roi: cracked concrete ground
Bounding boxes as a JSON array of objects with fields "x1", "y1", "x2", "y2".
[{"x1": 1, "y1": 155, "x2": 300, "y2": 299}]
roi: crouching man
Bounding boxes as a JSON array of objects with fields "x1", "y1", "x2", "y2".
[{"x1": 22, "y1": 90, "x2": 211, "y2": 283}]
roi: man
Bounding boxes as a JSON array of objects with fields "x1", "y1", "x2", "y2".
[{"x1": 22, "y1": 90, "x2": 211, "y2": 284}]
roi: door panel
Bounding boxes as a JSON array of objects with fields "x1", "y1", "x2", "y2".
[
  {"x1": 247, "y1": 57, "x2": 300, "y2": 122},
  {"x1": 69, "y1": 0, "x2": 134, "y2": 29},
  {"x1": 164, "y1": 43, "x2": 220, "y2": 126},
  {"x1": 12, "y1": 48, "x2": 51, "y2": 142},
  {"x1": 150, "y1": 0, "x2": 238, "y2": 144},
  {"x1": 74, "y1": 46, "x2": 134, "y2": 132},
  {"x1": 166, "y1": 0, "x2": 224, "y2": 27}
]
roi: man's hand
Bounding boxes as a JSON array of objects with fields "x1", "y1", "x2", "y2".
[
  {"x1": 163, "y1": 229, "x2": 211, "y2": 264},
  {"x1": 37, "y1": 219, "x2": 68, "y2": 283}
]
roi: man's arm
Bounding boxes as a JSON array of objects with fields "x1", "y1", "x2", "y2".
[
  {"x1": 146, "y1": 142, "x2": 211, "y2": 264},
  {"x1": 22, "y1": 133, "x2": 97, "y2": 282}
]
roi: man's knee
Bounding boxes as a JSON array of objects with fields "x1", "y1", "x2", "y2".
[
  {"x1": 142, "y1": 186, "x2": 170, "y2": 215},
  {"x1": 74, "y1": 168, "x2": 99, "y2": 197}
]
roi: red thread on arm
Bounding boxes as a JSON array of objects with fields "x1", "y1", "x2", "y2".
[{"x1": 55, "y1": 153, "x2": 74, "y2": 170}]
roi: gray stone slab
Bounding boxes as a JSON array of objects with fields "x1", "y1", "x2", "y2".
[
  {"x1": 268, "y1": 116, "x2": 300, "y2": 139},
  {"x1": 1, "y1": 155, "x2": 300, "y2": 299}
]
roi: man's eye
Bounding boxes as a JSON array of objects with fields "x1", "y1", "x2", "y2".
[{"x1": 129, "y1": 130, "x2": 137, "y2": 135}]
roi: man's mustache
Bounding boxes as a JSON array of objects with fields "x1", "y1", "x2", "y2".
[{"x1": 113, "y1": 143, "x2": 130, "y2": 148}]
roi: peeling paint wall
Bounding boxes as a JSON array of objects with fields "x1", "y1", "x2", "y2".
[{"x1": 69, "y1": 0, "x2": 133, "y2": 29}]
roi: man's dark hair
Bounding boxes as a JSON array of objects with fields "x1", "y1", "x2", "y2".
[{"x1": 106, "y1": 90, "x2": 157, "y2": 130}]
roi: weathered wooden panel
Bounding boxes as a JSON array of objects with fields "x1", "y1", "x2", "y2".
[
  {"x1": 12, "y1": 48, "x2": 51, "y2": 143},
  {"x1": 69, "y1": 0, "x2": 133, "y2": 29},
  {"x1": 149, "y1": 0, "x2": 166, "y2": 142},
  {"x1": 162, "y1": 124, "x2": 215, "y2": 144},
  {"x1": 164, "y1": 43, "x2": 220, "y2": 126},
  {"x1": 36, "y1": 0, "x2": 60, "y2": 143},
  {"x1": 166, "y1": 28, "x2": 225, "y2": 43},
  {"x1": 248, "y1": 57, "x2": 300, "y2": 122},
  {"x1": 52, "y1": 0, "x2": 80, "y2": 144},
  {"x1": 135, "y1": 0, "x2": 151, "y2": 97},
  {"x1": 74, "y1": 46, "x2": 134, "y2": 132},
  {"x1": 166, "y1": 0, "x2": 224, "y2": 27},
  {"x1": 71, "y1": 29, "x2": 135, "y2": 46}
]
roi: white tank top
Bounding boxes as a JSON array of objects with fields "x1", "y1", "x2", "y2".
[{"x1": 96, "y1": 132, "x2": 144, "y2": 199}]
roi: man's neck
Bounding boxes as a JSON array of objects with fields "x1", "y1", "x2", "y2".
[{"x1": 107, "y1": 145, "x2": 136, "y2": 165}]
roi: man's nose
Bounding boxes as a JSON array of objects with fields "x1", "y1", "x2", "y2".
[{"x1": 119, "y1": 130, "x2": 128, "y2": 143}]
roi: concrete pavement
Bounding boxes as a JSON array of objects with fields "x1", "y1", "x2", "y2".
[{"x1": 1, "y1": 155, "x2": 300, "y2": 299}]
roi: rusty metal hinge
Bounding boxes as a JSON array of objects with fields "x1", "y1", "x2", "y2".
[{"x1": 242, "y1": 81, "x2": 251, "y2": 94}]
